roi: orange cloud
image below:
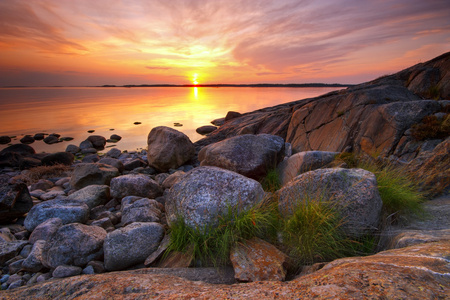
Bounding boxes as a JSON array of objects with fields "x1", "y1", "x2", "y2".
[{"x1": 0, "y1": 0, "x2": 449, "y2": 86}]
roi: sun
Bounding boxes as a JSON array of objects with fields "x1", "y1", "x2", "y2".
[{"x1": 192, "y1": 73, "x2": 199, "y2": 85}]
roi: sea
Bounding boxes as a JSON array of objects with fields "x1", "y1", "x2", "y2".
[{"x1": 0, "y1": 87, "x2": 341, "y2": 153}]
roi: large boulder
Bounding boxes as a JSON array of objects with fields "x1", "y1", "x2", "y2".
[
  {"x1": 70, "y1": 163, "x2": 119, "y2": 190},
  {"x1": 103, "y1": 222, "x2": 164, "y2": 271},
  {"x1": 276, "y1": 151, "x2": 338, "y2": 186},
  {"x1": 110, "y1": 174, "x2": 162, "y2": 200},
  {"x1": 67, "y1": 185, "x2": 110, "y2": 209},
  {"x1": 147, "y1": 126, "x2": 195, "y2": 172},
  {"x1": 230, "y1": 237, "x2": 288, "y2": 282},
  {"x1": 198, "y1": 134, "x2": 285, "y2": 180},
  {"x1": 121, "y1": 197, "x2": 163, "y2": 226},
  {"x1": 166, "y1": 166, "x2": 266, "y2": 229},
  {"x1": 276, "y1": 168, "x2": 382, "y2": 238},
  {"x1": 0, "y1": 183, "x2": 33, "y2": 223},
  {"x1": 42, "y1": 223, "x2": 107, "y2": 269},
  {"x1": 24, "y1": 199, "x2": 90, "y2": 232}
]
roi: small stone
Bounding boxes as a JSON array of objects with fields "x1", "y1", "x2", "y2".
[
  {"x1": 0, "y1": 136, "x2": 12, "y2": 144},
  {"x1": 20, "y1": 135, "x2": 35, "y2": 144},
  {"x1": 43, "y1": 135, "x2": 59, "y2": 145},
  {"x1": 33, "y1": 133, "x2": 46, "y2": 140},
  {"x1": 82, "y1": 265, "x2": 95, "y2": 274},
  {"x1": 52, "y1": 265, "x2": 82, "y2": 278},
  {"x1": 134, "y1": 122, "x2": 141, "y2": 125},
  {"x1": 87, "y1": 130, "x2": 95, "y2": 133},
  {"x1": 36, "y1": 272, "x2": 52, "y2": 283},
  {"x1": 110, "y1": 134, "x2": 122, "y2": 141}
]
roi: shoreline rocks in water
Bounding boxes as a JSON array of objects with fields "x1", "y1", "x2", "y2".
[{"x1": 0, "y1": 52, "x2": 449, "y2": 297}]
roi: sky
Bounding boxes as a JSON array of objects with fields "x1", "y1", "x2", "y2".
[{"x1": 0, "y1": 0, "x2": 449, "y2": 86}]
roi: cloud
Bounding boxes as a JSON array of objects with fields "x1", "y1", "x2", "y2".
[
  {"x1": 0, "y1": 1, "x2": 88, "y2": 54},
  {"x1": 145, "y1": 66, "x2": 172, "y2": 70},
  {"x1": 0, "y1": 0, "x2": 449, "y2": 85}
]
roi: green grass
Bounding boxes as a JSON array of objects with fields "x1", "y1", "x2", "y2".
[
  {"x1": 281, "y1": 195, "x2": 361, "y2": 266},
  {"x1": 260, "y1": 168, "x2": 281, "y2": 192},
  {"x1": 334, "y1": 154, "x2": 426, "y2": 223},
  {"x1": 165, "y1": 199, "x2": 279, "y2": 266}
]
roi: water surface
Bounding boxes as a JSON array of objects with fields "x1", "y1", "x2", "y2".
[{"x1": 0, "y1": 87, "x2": 340, "y2": 153}]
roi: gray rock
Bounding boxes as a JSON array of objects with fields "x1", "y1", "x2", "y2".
[
  {"x1": 79, "y1": 140, "x2": 93, "y2": 150},
  {"x1": 110, "y1": 174, "x2": 162, "y2": 200},
  {"x1": 0, "y1": 183, "x2": 33, "y2": 223},
  {"x1": 277, "y1": 168, "x2": 382, "y2": 238},
  {"x1": 20, "y1": 135, "x2": 35, "y2": 144},
  {"x1": 106, "y1": 148, "x2": 122, "y2": 159},
  {"x1": 67, "y1": 185, "x2": 110, "y2": 209},
  {"x1": 39, "y1": 186, "x2": 66, "y2": 201},
  {"x1": 82, "y1": 265, "x2": 95, "y2": 274},
  {"x1": 98, "y1": 157, "x2": 124, "y2": 173},
  {"x1": 82, "y1": 154, "x2": 100, "y2": 163},
  {"x1": 161, "y1": 171, "x2": 186, "y2": 189},
  {"x1": 8, "y1": 259, "x2": 24, "y2": 274},
  {"x1": 103, "y1": 222, "x2": 164, "y2": 271},
  {"x1": 124, "y1": 158, "x2": 147, "y2": 171},
  {"x1": 22, "y1": 240, "x2": 46, "y2": 272},
  {"x1": 52, "y1": 265, "x2": 82, "y2": 278},
  {"x1": 28, "y1": 218, "x2": 63, "y2": 244},
  {"x1": 147, "y1": 126, "x2": 195, "y2": 172},
  {"x1": 43, "y1": 135, "x2": 59, "y2": 145},
  {"x1": 24, "y1": 199, "x2": 90, "y2": 232},
  {"x1": 198, "y1": 134, "x2": 285, "y2": 180},
  {"x1": 225, "y1": 111, "x2": 242, "y2": 121},
  {"x1": 121, "y1": 198, "x2": 163, "y2": 226},
  {"x1": 65, "y1": 144, "x2": 81, "y2": 154},
  {"x1": 0, "y1": 136, "x2": 11, "y2": 144},
  {"x1": 0, "y1": 228, "x2": 15, "y2": 243},
  {"x1": 42, "y1": 223, "x2": 107, "y2": 269},
  {"x1": 7, "y1": 278, "x2": 23, "y2": 289},
  {"x1": 30, "y1": 179, "x2": 54, "y2": 191},
  {"x1": 110, "y1": 134, "x2": 122, "y2": 141},
  {"x1": 166, "y1": 166, "x2": 266, "y2": 229},
  {"x1": 90, "y1": 217, "x2": 114, "y2": 231},
  {"x1": 211, "y1": 118, "x2": 225, "y2": 126},
  {"x1": 70, "y1": 163, "x2": 119, "y2": 190},
  {"x1": 81, "y1": 148, "x2": 97, "y2": 155},
  {"x1": 0, "y1": 241, "x2": 28, "y2": 265},
  {"x1": 87, "y1": 135, "x2": 106, "y2": 150},
  {"x1": 277, "y1": 151, "x2": 339, "y2": 186},
  {"x1": 196, "y1": 125, "x2": 217, "y2": 135}
]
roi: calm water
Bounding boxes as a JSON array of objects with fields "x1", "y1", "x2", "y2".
[{"x1": 0, "y1": 87, "x2": 340, "y2": 153}]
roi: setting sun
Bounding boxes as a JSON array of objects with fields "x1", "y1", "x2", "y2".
[{"x1": 192, "y1": 73, "x2": 199, "y2": 85}]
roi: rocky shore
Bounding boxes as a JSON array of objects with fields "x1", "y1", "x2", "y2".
[{"x1": 0, "y1": 52, "x2": 449, "y2": 299}]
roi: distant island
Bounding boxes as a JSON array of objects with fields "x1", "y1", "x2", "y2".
[{"x1": 101, "y1": 83, "x2": 352, "y2": 88}]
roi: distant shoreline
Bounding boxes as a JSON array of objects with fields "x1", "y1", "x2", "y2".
[{"x1": 1, "y1": 83, "x2": 352, "y2": 88}]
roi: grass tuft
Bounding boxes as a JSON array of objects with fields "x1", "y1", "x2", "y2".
[
  {"x1": 166, "y1": 199, "x2": 279, "y2": 266},
  {"x1": 281, "y1": 194, "x2": 359, "y2": 266},
  {"x1": 260, "y1": 168, "x2": 281, "y2": 192}
]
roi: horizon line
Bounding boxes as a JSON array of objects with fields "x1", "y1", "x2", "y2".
[{"x1": 0, "y1": 82, "x2": 354, "y2": 88}]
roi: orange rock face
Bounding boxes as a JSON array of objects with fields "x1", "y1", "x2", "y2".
[
  {"x1": 2, "y1": 241, "x2": 448, "y2": 299},
  {"x1": 230, "y1": 237, "x2": 288, "y2": 282}
]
